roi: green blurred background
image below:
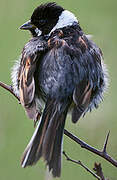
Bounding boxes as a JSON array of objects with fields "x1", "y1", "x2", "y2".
[{"x1": 0, "y1": 0, "x2": 117, "y2": 179}]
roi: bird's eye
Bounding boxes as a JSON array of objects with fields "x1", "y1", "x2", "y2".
[{"x1": 39, "y1": 19, "x2": 46, "y2": 25}]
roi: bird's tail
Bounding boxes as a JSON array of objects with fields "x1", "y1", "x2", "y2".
[{"x1": 21, "y1": 98, "x2": 69, "y2": 177}]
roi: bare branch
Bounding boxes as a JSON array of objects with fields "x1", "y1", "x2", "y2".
[
  {"x1": 64, "y1": 129, "x2": 117, "y2": 167},
  {"x1": 0, "y1": 81, "x2": 20, "y2": 102},
  {"x1": 63, "y1": 151, "x2": 101, "y2": 180},
  {"x1": 102, "y1": 131, "x2": 110, "y2": 153},
  {"x1": 0, "y1": 80, "x2": 117, "y2": 170},
  {"x1": 93, "y1": 162, "x2": 109, "y2": 180}
]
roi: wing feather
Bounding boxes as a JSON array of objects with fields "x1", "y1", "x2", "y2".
[{"x1": 18, "y1": 37, "x2": 48, "y2": 121}]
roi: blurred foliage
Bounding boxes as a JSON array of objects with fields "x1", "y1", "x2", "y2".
[{"x1": 0, "y1": 0, "x2": 117, "y2": 180}]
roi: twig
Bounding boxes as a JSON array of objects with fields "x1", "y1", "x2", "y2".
[
  {"x1": 0, "y1": 81, "x2": 117, "y2": 169},
  {"x1": 102, "y1": 131, "x2": 110, "y2": 153},
  {"x1": 63, "y1": 151, "x2": 101, "y2": 180},
  {"x1": 93, "y1": 162, "x2": 109, "y2": 180},
  {"x1": 0, "y1": 81, "x2": 20, "y2": 102},
  {"x1": 64, "y1": 129, "x2": 117, "y2": 167},
  {"x1": 93, "y1": 163, "x2": 105, "y2": 180}
]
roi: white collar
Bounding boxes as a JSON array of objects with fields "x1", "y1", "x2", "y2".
[{"x1": 49, "y1": 10, "x2": 78, "y2": 35}]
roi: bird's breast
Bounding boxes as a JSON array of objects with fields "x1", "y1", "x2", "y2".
[{"x1": 37, "y1": 48, "x2": 76, "y2": 100}]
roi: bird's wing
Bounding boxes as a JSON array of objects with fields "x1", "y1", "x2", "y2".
[
  {"x1": 71, "y1": 35, "x2": 103, "y2": 123},
  {"x1": 19, "y1": 37, "x2": 47, "y2": 121},
  {"x1": 72, "y1": 80, "x2": 92, "y2": 123}
]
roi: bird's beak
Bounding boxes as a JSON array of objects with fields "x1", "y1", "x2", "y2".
[{"x1": 20, "y1": 20, "x2": 36, "y2": 30}]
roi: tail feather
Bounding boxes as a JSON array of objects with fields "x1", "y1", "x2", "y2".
[
  {"x1": 21, "y1": 121, "x2": 42, "y2": 167},
  {"x1": 21, "y1": 99, "x2": 54, "y2": 167},
  {"x1": 42, "y1": 110, "x2": 67, "y2": 177},
  {"x1": 47, "y1": 117, "x2": 66, "y2": 177},
  {"x1": 21, "y1": 98, "x2": 69, "y2": 177}
]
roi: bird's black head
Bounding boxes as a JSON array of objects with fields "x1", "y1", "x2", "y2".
[
  {"x1": 20, "y1": 2, "x2": 78, "y2": 37},
  {"x1": 20, "y1": 2, "x2": 64, "y2": 36}
]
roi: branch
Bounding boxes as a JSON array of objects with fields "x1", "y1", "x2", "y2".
[
  {"x1": 64, "y1": 129, "x2": 117, "y2": 167},
  {"x1": 0, "y1": 81, "x2": 20, "y2": 102},
  {"x1": 0, "y1": 81, "x2": 117, "y2": 169},
  {"x1": 0, "y1": 81, "x2": 40, "y2": 127},
  {"x1": 102, "y1": 131, "x2": 110, "y2": 153},
  {"x1": 93, "y1": 163, "x2": 106, "y2": 180},
  {"x1": 63, "y1": 151, "x2": 101, "y2": 180},
  {"x1": 63, "y1": 151, "x2": 109, "y2": 180}
]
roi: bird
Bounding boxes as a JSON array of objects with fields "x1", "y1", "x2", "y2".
[{"x1": 11, "y1": 2, "x2": 108, "y2": 177}]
